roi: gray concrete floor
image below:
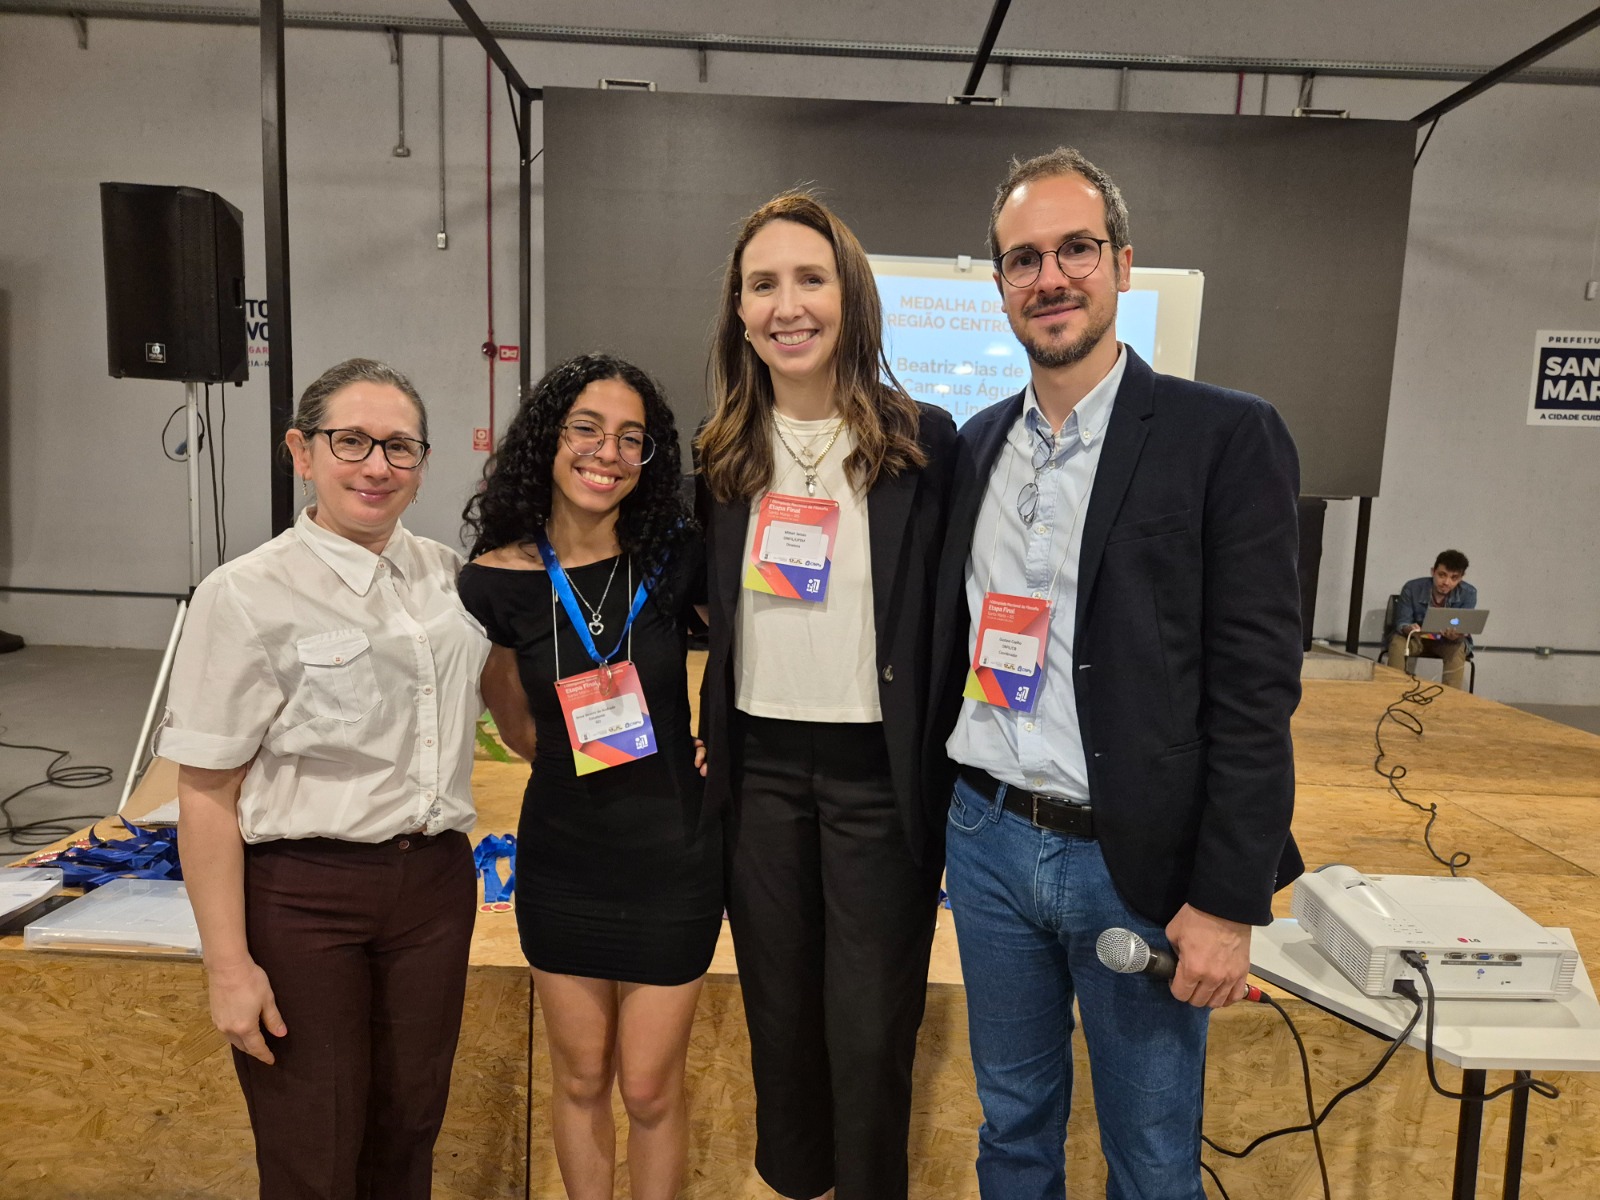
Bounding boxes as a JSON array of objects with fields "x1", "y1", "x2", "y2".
[
  {"x1": 0, "y1": 644, "x2": 162, "y2": 864},
  {"x1": 1508, "y1": 703, "x2": 1600, "y2": 737}
]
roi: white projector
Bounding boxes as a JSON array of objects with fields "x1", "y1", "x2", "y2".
[{"x1": 1291, "y1": 866, "x2": 1579, "y2": 1000}]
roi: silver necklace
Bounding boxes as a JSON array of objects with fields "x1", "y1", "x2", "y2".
[
  {"x1": 773, "y1": 415, "x2": 845, "y2": 497},
  {"x1": 566, "y1": 555, "x2": 622, "y2": 635}
]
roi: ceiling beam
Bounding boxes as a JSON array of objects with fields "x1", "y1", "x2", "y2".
[
  {"x1": 1413, "y1": 4, "x2": 1600, "y2": 124},
  {"x1": 4, "y1": 2, "x2": 1599, "y2": 89},
  {"x1": 445, "y1": 0, "x2": 534, "y2": 98},
  {"x1": 960, "y1": 0, "x2": 1012, "y2": 98}
]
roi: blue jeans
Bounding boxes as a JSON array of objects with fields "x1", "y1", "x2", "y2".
[{"x1": 945, "y1": 775, "x2": 1209, "y2": 1200}]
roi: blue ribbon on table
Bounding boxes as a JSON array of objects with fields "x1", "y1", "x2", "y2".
[
  {"x1": 474, "y1": 833, "x2": 516, "y2": 906},
  {"x1": 41, "y1": 818, "x2": 183, "y2": 890}
]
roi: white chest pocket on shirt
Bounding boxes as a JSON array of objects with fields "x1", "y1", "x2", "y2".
[{"x1": 296, "y1": 629, "x2": 382, "y2": 722}]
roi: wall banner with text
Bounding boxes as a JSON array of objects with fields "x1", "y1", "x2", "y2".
[
  {"x1": 246, "y1": 298, "x2": 270, "y2": 369},
  {"x1": 1528, "y1": 330, "x2": 1600, "y2": 428}
]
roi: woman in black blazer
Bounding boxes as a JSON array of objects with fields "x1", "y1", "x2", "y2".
[{"x1": 696, "y1": 192, "x2": 956, "y2": 1200}]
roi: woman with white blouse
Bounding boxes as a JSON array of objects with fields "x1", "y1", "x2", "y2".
[
  {"x1": 157, "y1": 358, "x2": 490, "y2": 1200},
  {"x1": 696, "y1": 194, "x2": 957, "y2": 1200}
]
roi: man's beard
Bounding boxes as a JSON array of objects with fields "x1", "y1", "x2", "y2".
[{"x1": 1014, "y1": 289, "x2": 1115, "y2": 369}]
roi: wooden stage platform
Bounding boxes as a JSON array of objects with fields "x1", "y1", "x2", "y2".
[{"x1": 3, "y1": 661, "x2": 1599, "y2": 1198}]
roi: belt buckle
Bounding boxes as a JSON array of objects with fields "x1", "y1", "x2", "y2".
[{"x1": 1030, "y1": 792, "x2": 1091, "y2": 837}]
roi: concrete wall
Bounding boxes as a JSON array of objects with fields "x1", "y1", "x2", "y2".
[{"x1": 1, "y1": 11, "x2": 1596, "y2": 702}]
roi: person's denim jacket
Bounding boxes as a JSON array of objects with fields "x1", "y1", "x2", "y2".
[{"x1": 1396, "y1": 576, "x2": 1478, "y2": 646}]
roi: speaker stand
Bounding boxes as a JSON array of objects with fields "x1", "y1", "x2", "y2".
[{"x1": 117, "y1": 382, "x2": 206, "y2": 815}]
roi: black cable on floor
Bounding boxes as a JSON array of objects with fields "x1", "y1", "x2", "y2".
[
  {"x1": 1374, "y1": 644, "x2": 1471, "y2": 874},
  {"x1": 0, "y1": 734, "x2": 114, "y2": 849},
  {"x1": 1204, "y1": 988, "x2": 1423, "y2": 1162},
  {"x1": 1200, "y1": 1156, "x2": 1232, "y2": 1199}
]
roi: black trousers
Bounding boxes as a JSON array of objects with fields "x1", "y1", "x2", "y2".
[
  {"x1": 235, "y1": 831, "x2": 476, "y2": 1200},
  {"x1": 727, "y1": 715, "x2": 941, "y2": 1200}
]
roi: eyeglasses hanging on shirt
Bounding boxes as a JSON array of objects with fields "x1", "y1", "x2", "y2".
[
  {"x1": 1016, "y1": 424, "x2": 1058, "y2": 525},
  {"x1": 968, "y1": 415, "x2": 1088, "y2": 714}
]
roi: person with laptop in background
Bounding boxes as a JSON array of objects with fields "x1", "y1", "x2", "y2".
[{"x1": 1387, "y1": 549, "x2": 1477, "y2": 689}]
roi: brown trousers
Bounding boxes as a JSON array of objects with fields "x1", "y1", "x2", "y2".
[
  {"x1": 1387, "y1": 632, "x2": 1469, "y2": 690},
  {"x1": 236, "y1": 831, "x2": 476, "y2": 1200}
]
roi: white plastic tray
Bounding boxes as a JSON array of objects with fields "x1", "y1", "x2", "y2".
[{"x1": 24, "y1": 877, "x2": 200, "y2": 957}]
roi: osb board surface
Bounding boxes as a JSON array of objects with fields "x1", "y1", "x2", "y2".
[
  {"x1": 520, "y1": 979, "x2": 1600, "y2": 1199},
  {"x1": 1287, "y1": 784, "x2": 1591, "y2": 882},
  {"x1": 6, "y1": 954, "x2": 1595, "y2": 1200},
  {"x1": 8, "y1": 658, "x2": 1600, "y2": 1198},
  {"x1": 1449, "y1": 793, "x2": 1600, "y2": 878},
  {"x1": 467, "y1": 757, "x2": 537, "y2": 969},
  {"x1": 524, "y1": 977, "x2": 991, "y2": 1199},
  {"x1": 1201, "y1": 997, "x2": 1600, "y2": 1200},
  {"x1": 0, "y1": 955, "x2": 528, "y2": 1199},
  {"x1": 1294, "y1": 673, "x2": 1600, "y2": 796}
]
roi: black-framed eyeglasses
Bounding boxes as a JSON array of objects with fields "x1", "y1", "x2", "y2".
[
  {"x1": 1016, "y1": 429, "x2": 1056, "y2": 525},
  {"x1": 561, "y1": 421, "x2": 656, "y2": 467},
  {"x1": 314, "y1": 428, "x2": 430, "y2": 469},
  {"x1": 995, "y1": 236, "x2": 1112, "y2": 288}
]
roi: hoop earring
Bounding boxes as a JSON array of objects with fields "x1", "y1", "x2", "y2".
[{"x1": 743, "y1": 329, "x2": 751, "y2": 342}]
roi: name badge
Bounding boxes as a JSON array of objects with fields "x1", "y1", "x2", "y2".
[
  {"x1": 965, "y1": 593, "x2": 1050, "y2": 712},
  {"x1": 743, "y1": 492, "x2": 840, "y2": 603},
  {"x1": 553, "y1": 660, "x2": 657, "y2": 775}
]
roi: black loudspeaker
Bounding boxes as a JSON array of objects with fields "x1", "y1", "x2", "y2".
[{"x1": 100, "y1": 182, "x2": 248, "y2": 384}]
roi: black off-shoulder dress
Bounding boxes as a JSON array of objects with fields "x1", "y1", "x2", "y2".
[{"x1": 458, "y1": 544, "x2": 721, "y2": 986}]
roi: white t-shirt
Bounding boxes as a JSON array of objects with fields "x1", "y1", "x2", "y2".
[
  {"x1": 154, "y1": 509, "x2": 490, "y2": 842},
  {"x1": 734, "y1": 417, "x2": 882, "y2": 723}
]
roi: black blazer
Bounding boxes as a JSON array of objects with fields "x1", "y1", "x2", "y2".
[
  {"x1": 699, "y1": 403, "x2": 958, "y2": 866},
  {"x1": 927, "y1": 350, "x2": 1304, "y2": 926}
]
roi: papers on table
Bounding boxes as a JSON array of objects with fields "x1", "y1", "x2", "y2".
[{"x1": 0, "y1": 868, "x2": 64, "y2": 924}]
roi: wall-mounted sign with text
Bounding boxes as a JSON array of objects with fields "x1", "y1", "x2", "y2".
[
  {"x1": 1528, "y1": 330, "x2": 1600, "y2": 428},
  {"x1": 246, "y1": 299, "x2": 270, "y2": 369}
]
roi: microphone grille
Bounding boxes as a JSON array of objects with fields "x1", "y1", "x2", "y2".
[{"x1": 1095, "y1": 926, "x2": 1151, "y2": 974}]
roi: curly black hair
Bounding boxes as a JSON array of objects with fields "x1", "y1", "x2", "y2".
[{"x1": 462, "y1": 353, "x2": 694, "y2": 607}]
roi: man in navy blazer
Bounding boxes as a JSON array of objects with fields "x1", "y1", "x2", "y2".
[{"x1": 928, "y1": 147, "x2": 1304, "y2": 1198}]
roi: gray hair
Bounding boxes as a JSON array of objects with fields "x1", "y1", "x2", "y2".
[
  {"x1": 987, "y1": 146, "x2": 1132, "y2": 260},
  {"x1": 291, "y1": 358, "x2": 428, "y2": 443}
]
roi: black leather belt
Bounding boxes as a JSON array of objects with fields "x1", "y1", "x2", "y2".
[{"x1": 959, "y1": 766, "x2": 1095, "y2": 838}]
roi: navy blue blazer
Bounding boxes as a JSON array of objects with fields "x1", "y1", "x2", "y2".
[{"x1": 927, "y1": 349, "x2": 1305, "y2": 926}]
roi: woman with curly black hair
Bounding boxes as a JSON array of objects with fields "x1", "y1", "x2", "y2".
[{"x1": 458, "y1": 353, "x2": 717, "y2": 1200}]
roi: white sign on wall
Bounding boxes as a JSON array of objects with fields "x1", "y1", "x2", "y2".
[
  {"x1": 869, "y1": 256, "x2": 1204, "y2": 428},
  {"x1": 246, "y1": 298, "x2": 270, "y2": 369},
  {"x1": 1527, "y1": 330, "x2": 1600, "y2": 428}
]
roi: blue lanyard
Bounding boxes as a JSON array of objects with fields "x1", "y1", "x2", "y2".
[{"x1": 535, "y1": 534, "x2": 650, "y2": 668}]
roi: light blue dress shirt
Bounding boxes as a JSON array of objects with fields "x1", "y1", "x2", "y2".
[{"x1": 945, "y1": 347, "x2": 1127, "y2": 801}]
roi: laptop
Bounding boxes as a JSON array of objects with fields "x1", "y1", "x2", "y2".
[{"x1": 1420, "y1": 607, "x2": 1489, "y2": 636}]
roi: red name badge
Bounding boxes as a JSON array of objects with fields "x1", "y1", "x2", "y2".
[
  {"x1": 552, "y1": 660, "x2": 657, "y2": 775},
  {"x1": 964, "y1": 592, "x2": 1051, "y2": 713},
  {"x1": 743, "y1": 493, "x2": 840, "y2": 603}
]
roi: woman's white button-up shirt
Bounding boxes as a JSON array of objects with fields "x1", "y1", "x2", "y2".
[{"x1": 155, "y1": 509, "x2": 490, "y2": 843}]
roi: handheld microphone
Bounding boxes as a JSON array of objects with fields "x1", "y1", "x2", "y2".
[{"x1": 1095, "y1": 926, "x2": 1264, "y2": 1003}]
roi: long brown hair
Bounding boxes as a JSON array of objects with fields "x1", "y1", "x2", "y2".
[{"x1": 697, "y1": 192, "x2": 926, "y2": 505}]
